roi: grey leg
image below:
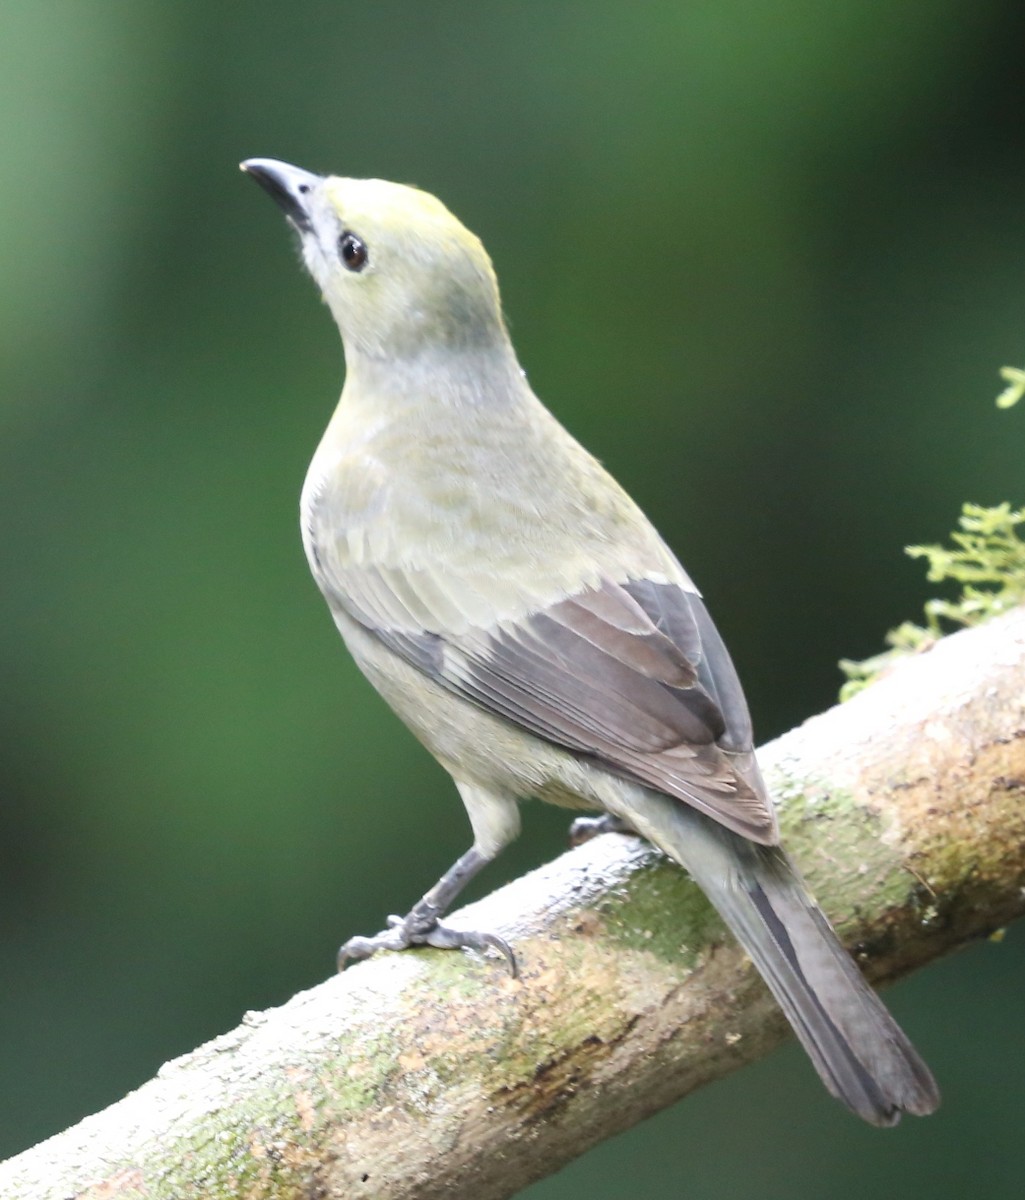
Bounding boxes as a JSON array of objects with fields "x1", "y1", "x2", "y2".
[
  {"x1": 338, "y1": 846, "x2": 516, "y2": 975},
  {"x1": 338, "y1": 784, "x2": 521, "y2": 975}
]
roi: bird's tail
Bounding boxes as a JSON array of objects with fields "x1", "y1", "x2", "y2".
[{"x1": 628, "y1": 798, "x2": 939, "y2": 1125}]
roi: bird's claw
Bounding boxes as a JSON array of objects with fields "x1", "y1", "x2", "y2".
[
  {"x1": 419, "y1": 924, "x2": 518, "y2": 977},
  {"x1": 568, "y1": 813, "x2": 636, "y2": 847},
  {"x1": 338, "y1": 917, "x2": 517, "y2": 977}
]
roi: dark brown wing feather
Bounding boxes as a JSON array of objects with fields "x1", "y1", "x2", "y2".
[{"x1": 343, "y1": 571, "x2": 777, "y2": 843}]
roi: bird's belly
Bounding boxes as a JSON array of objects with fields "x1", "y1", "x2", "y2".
[{"x1": 329, "y1": 603, "x2": 607, "y2": 813}]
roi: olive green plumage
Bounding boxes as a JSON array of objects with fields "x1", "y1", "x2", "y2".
[{"x1": 243, "y1": 158, "x2": 939, "y2": 1125}]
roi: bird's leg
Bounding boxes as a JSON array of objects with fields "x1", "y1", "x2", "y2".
[
  {"x1": 568, "y1": 813, "x2": 638, "y2": 846},
  {"x1": 338, "y1": 846, "x2": 517, "y2": 976},
  {"x1": 339, "y1": 785, "x2": 520, "y2": 975}
]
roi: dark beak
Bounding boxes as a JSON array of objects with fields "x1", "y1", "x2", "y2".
[{"x1": 240, "y1": 158, "x2": 323, "y2": 233}]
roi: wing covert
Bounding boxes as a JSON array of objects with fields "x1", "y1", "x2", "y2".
[{"x1": 332, "y1": 565, "x2": 777, "y2": 842}]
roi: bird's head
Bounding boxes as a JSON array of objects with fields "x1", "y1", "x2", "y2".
[{"x1": 242, "y1": 158, "x2": 506, "y2": 362}]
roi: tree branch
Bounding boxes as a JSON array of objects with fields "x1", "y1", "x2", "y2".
[{"x1": 4, "y1": 608, "x2": 1025, "y2": 1200}]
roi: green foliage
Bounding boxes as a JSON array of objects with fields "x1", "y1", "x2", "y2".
[
  {"x1": 840, "y1": 366, "x2": 1025, "y2": 700},
  {"x1": 996, "y1": 365, "x2": 1025, "y2": 410},
  {"x1": 840, "y1": 497, "x2": 1025, "y2": 699}
]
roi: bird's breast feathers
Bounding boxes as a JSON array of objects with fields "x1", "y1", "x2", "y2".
[{"x1": 300, "y1": 386, "x2": 689, "y2": 617}]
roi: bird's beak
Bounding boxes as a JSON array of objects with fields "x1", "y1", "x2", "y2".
[{"x1": 240, "y1": 157, "x2": 323, "y2": 234}]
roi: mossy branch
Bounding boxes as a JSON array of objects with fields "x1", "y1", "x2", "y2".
[{"x1": 3, "y1": 608, "x2": 1025, "y2": 1200}]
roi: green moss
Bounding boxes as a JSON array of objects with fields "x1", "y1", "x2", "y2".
[
  {"x1": 417, "y1": 946, "x2": 503, "y2": 997},
  {"x1": 766, "y1": 760, "x2": 917, "y2": 922},
  {"x1": 131, "y1": 1021, "x2": 413, "y2": 1198},
  {"x1": 596, "y1": 856, "x2": 724, "y2": 968},
  {"x1": 328, "y1": 1025, "x2": 407, "y2": 1112}
]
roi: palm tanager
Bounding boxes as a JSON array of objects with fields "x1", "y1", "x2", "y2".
[{"x1": 241, "y1": 157, "x2": 939, "y2": 1125}]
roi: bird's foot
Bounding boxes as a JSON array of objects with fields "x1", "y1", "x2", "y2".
[
  {"x1": 568, "y1": 813, "x2": 637, "y2": 846},
  {"x1": 338, "y1": 909, "x2": 517, "y2": 977}
]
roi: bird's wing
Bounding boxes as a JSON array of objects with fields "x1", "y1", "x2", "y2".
[{"x1": 335, "y1": 566, "x2": 777, "y2": 843}]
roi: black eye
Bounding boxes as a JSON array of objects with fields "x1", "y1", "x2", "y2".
[{"x1": 338, "y1": 231, "x2": 368, "y2": 272}]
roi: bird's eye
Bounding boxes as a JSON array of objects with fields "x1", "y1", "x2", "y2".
[{"x1": 338, "y1": 231, "x2": 368, "y2": 272}]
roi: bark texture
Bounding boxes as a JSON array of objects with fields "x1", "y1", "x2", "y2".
[{"x1": 3, "y1": 607, "x2": 1025, "y2": 1200}]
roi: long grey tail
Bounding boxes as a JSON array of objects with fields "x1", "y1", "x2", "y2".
[{"x1": 639, "y1": 802, "x2": 940, "y2": 1125}]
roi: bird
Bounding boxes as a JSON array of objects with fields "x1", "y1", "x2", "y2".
[{"x1": 241, "y1": 157, "x2": 939, "y2": 1125}]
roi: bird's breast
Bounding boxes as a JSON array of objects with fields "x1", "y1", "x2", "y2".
[{"x1": 298, "y1": 390, "x2": 688, "y2": 626}]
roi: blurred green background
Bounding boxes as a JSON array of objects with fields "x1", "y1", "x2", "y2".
[{"x1": 2, "y1": 1, "x2": 1024, "y2": 1195}]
